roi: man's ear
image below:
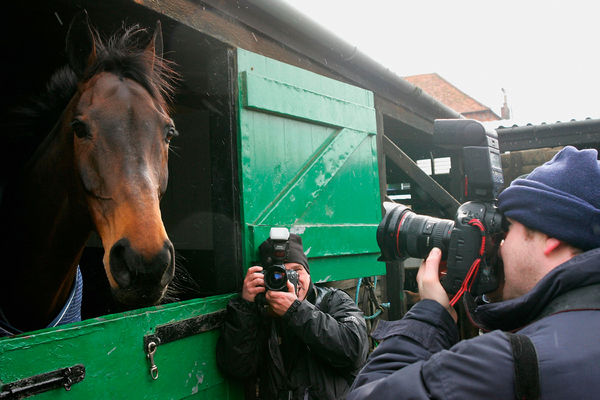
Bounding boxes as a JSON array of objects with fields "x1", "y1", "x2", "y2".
[{"x1": 543, "y1": 237, "x2": 564, "y2": 256}]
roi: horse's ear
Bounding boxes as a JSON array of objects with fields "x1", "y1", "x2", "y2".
[
  {"x1": 146, "y1": 20, "x2": 164, "y2": 70},
  {"x1": 66, "y1": 10, "x2": 97, "y2": 79}
]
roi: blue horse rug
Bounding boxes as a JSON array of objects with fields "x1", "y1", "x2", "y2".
[{"x1": 0, "y1": 267, "x2": 83, "y2": 337}]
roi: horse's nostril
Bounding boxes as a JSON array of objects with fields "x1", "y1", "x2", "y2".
[
  {"x1": 159, "y1": 241, "x2": 175, "y2": 286},
  {"x1": 110, "y1": 238, "x2": 174, "y2": 290},
  {"x1": 109, "y1": 238, "x2": 133, "y2": 287}
]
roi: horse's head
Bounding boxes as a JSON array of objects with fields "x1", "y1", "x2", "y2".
[{"x1": 65, "y1": 12, "x2": 177, "y2": 306}]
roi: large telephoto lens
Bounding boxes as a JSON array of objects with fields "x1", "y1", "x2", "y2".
[
  {"x1": 264, "y1": 265, "x2": 288, "y2": 291},
  {"x1": 377, "y1": 202, "x2": 454, "y2": 261}
]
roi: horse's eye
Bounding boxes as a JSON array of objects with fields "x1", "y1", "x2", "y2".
[
  {"x1": 71, "y1": 120, "x2": 89, "y2": 139},
  {"x1": 165, "y1": 126, "x2": 178, "y2": 144}
]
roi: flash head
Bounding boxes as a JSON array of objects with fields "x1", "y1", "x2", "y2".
[
  {"x1": 433, "y1": 119, "x2": 504, "y2": 201},
  {"x1": 270, "y1": 227, "x2": 290, "y2": 241}
]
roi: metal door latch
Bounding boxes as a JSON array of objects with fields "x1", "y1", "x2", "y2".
[
  {"x1": 0, "y1": 364, "x2": 85, "y2": 399},
  {"x1": 143, "y1": 309, "x2": 226, "y2": 379},
  {"x1": 146, "y1": 341, "x2": 159, "y2": 380}
]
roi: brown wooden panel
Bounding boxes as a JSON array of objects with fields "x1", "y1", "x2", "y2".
[{"x1": 375, "y1": 95, "x2": 434, "y2": 136}]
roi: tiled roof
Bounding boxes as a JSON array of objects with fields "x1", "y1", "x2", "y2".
[{"x1": 404, "y1": 73, "x2": 500, "y2": 121}]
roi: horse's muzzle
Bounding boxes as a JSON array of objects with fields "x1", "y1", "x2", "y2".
[{"x1": 109, "y1": 238, "x2": 175, "y2": 306}]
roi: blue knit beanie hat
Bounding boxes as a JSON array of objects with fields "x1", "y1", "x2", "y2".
[{"x1": 498, "y1": 146, "x2": 600, "y2": 251}]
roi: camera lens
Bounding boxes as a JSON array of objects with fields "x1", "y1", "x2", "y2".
[
  {"x1": 377, "y1": 203, "x2": 454, "y2": 261},
  {"x1": 264, "y1": 265, "x2": 288, "y2": 291}
]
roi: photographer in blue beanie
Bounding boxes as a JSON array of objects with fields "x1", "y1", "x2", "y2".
[{"x1": 349, "y1": 146, "x2": 600, "y2": 399}]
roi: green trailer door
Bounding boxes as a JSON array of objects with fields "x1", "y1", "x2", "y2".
[
  {"x1": 237, "y1": 49, "x2": 384, "y2": 281},
  {"x1": 0, "y1": 295, "x2": 243, "y2": 399}
]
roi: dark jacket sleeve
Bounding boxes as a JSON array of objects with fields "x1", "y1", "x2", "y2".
[
  {"x1": 216, "y1": 296, "x2": 265, "y2": 378},
  {"x1": 285, "y1": 289, "x2": 369, "y2": 370},
  {"x1": 348, "y1": 299, "x2": 516, "y2": 399}
]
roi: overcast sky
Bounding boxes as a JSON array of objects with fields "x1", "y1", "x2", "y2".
[{"x1": 281, "y1": 0, "x2": 600, "y2": 125}]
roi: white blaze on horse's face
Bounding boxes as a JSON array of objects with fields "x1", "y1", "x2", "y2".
[{"x1": 71, "y1": 71, "x2": 176, "y2": 306}]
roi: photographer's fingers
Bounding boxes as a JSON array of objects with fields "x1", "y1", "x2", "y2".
[
  {"x1": 417, "y1": 248, "x2": 441, "y2": 286},
  {"x1": 417, "y1": 248, "x2": 458, "y2": 322},
  {"x1": 287, "y1": 280, "x2": 298, "y2": 297},
  {"x1": 241, "y1": 266, "x2": 265, "y2": 302},
  {"x1": 265, "y1": 287, "x2": 297, "y2": 317}
]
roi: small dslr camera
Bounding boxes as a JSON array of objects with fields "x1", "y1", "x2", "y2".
[
  {"x1": 260, "y1": 227, "x2": 300, "y2": 293},
  {"x1": 377, "y1": 119, "x2": 506, "y2": 300}
]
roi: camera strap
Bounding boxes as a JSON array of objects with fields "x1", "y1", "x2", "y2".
[
  {"x1": 449, "y1": 219, "x2": 486, "y2": 307},
  {"x1": 505, "y1": 332, "x2": 540, "y2": 400}
]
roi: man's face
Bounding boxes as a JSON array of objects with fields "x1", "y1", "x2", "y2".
[
  {"x1": 285, "y1": 262, "x2": 311, "y2": 301},
  {"x1": 499, "y1": 218, "x2": 545, "y2": 301}
]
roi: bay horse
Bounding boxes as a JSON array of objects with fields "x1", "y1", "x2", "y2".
[{"x1": 0, "y1": 12, "x2": 178, "y2": 334}]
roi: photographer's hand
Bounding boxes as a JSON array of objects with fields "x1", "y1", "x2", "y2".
[
  {"x1": 417, "y1": 248, "x2": 458, "y2": 323},
  {"x1": 266, "y1": 281, "x2": 298, "y2": 317},
  {"x1": 241, "y1": 266, "x2": 266, "y2": 302}
]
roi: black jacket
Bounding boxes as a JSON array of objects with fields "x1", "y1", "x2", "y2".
[{"x1": 217, "y1": 285, "x2": 369, "y2": 399}]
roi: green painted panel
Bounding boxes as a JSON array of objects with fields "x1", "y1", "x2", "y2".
[
  {"x1": 241, "y1": 71, "x2": 376, "y2": 132},
  {"x1": 237, "y1": 49, "x2": 382, "y2": 281},
  {"x1": 251, "y1": 127, "x2": 371, "y2": 226},
  {"x1": 0, "y1": 295, "x2": 243, "y2": 399},
  {"x1": 294, "y1": 131, "x2": 381, "y2": 226},
  {"x1": 236, "y1": 49, "x2": 374, "y2": 110},
  {"x1": 239, "y1": 113, "x2": 339, "y2": 226},
  {"x1": 309, "y1": 254, "x2": 385, "y2": 283}
]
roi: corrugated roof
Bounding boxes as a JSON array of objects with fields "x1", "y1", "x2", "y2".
[{"x1": 483, "y1": 117, "x2": 600, "y2": 152}]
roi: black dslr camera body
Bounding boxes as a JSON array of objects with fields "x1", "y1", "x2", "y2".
[
  {"x1": 261, "y1": 227, "x2": 299, "y2": 294},
  {"x1": 377, "y1": 119, "x2": 505, "y2": 299}
]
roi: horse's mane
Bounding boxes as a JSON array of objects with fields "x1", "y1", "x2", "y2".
[
  {"x1": 2, "y1": 23, "x2": 178, "y2": 184},
  {"x1": 87, "y1": 23, "x2": 178, "y2": 110}
]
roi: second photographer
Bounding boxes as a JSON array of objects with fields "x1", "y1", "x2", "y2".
[
  {"x1": 216, "y1": 231, "x2": 369, "y2": 400},
  {"x1": 348, "y1": 146, "x2": 600, "y2": 400}
]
